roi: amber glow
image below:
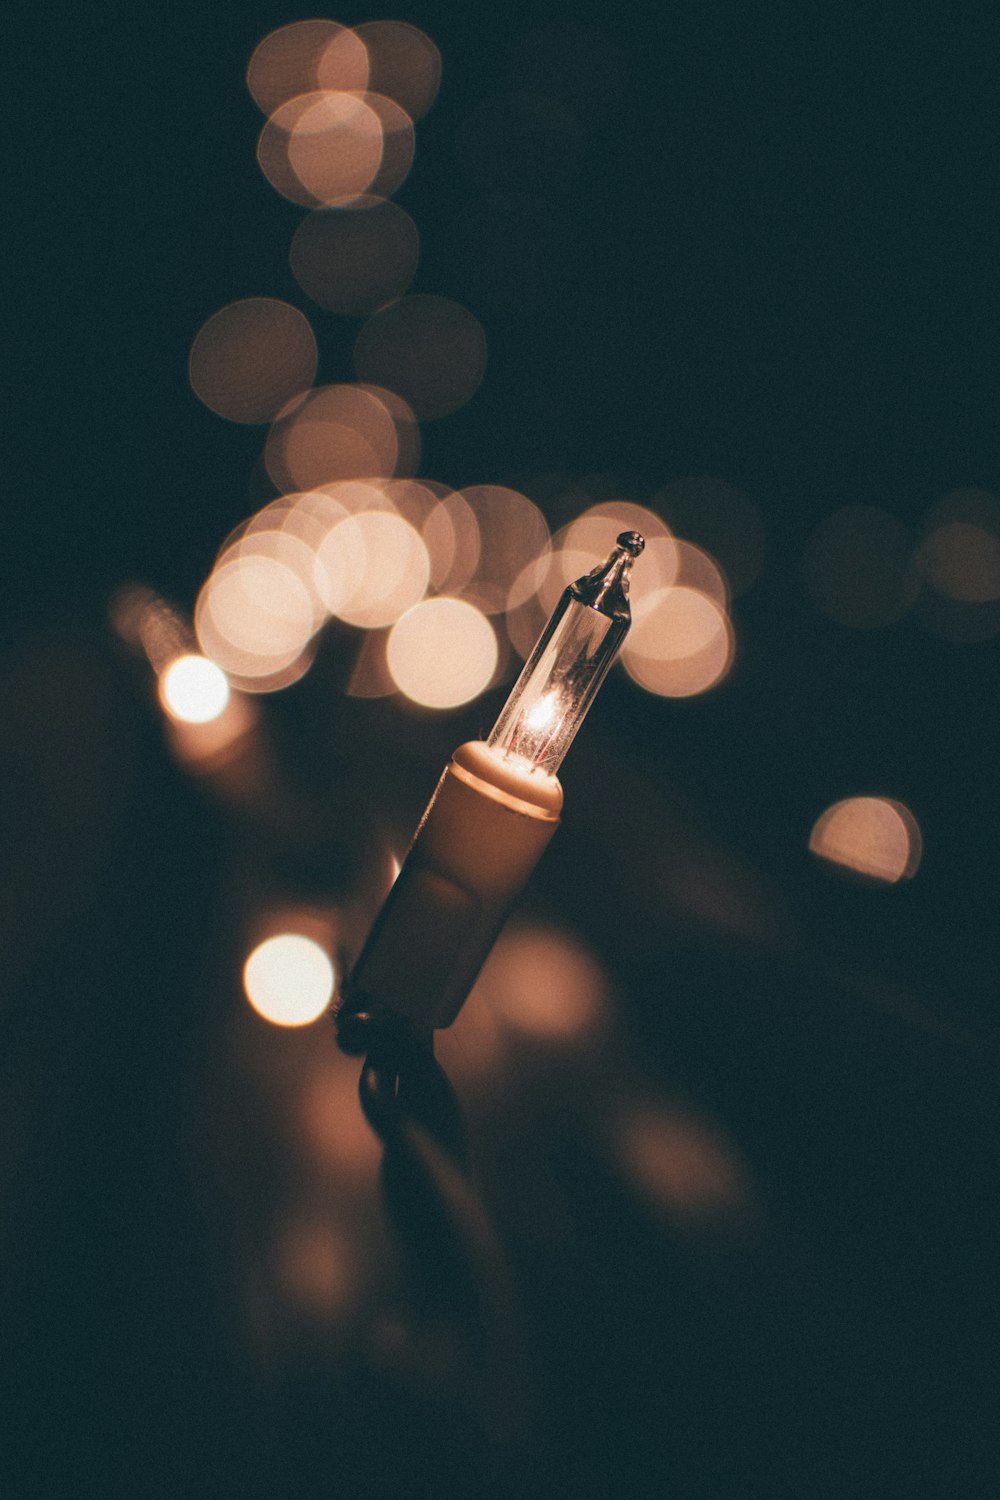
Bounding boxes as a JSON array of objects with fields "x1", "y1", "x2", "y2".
[
  {"x1": 354, "y1": 294, "x2": 488, "y2": 419},
  {"x1": 195, "y1": 555, "x2": 316, "y2": 687},
  {"x1": 360, "y1": 93, "x2": 416, "y2": 199},
  {"x1": 352, "y1": 20, "x2": 442, "y2": 120},
  {"x1": 622, "y1": 587, "x2": 734, "y2": 697},
  {"x1": 315, "y1": 510, "x2": 430, "y2": 628},
  {"x1": 188, "y1": 299, "x2": 317, "y2": 425},
  {"x1": 159, "y1": 654, "x2": 230, "y2": 723},
  {"x1": 290, "y1": 199, "x2": 420, "y2": 315},
  {"x1": 387, "y1": 597, "x2": 498, "y2": 708},
  {"x1": 257, "y1": 91, "x2": 384, "y2": 209},
  {"x1": 478, "y1": 923, "x2": 607, "y2": 1042},
  {"x1": 276, "y1": 1220, "x2": 355, "y2": 1317},
  {"x1": 243, "y1": 933, "x2": 335, "y2": 1026},
  {"x1": 424, "y1": 488, "x2": 482, "y2": 592},
  {"x1": 810, "y1": 797, "x2": 922, "y2": 882},
  {"x1": 265, "y1": 384, "x2": 403, "y2": 491},
  {"x1": 247, "y1": 21, "x2": 369, "y2": 114},
  {"x1": 458, "y1": 485, "x2": 550, "y2": 613},
  {"x1": 920, "y1": 522, "x2": 1000, "y2": 603},
  {"x1": 615, "y1": 1105, "x2": 750, "y2": 1223}
]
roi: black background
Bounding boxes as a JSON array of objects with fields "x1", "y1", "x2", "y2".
[{"x1": 4, "y1": 4, "x2": 1000, "y2": 1496}]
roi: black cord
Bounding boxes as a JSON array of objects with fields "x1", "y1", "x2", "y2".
[{"x1": 335, "y1": 999, "x2": 529, "y2": 1462}]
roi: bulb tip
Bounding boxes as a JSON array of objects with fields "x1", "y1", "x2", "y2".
[{"x1": 618, "y1": 530, "x2": 645, "y2": 557}]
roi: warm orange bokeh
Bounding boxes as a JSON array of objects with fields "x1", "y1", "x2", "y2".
[
  {"x1": 386, "y1": 597, "x2": 498, "y2": 708},
  {"x1": 265, "y1": 385, "x2": 404, "y2": 491},
  {"x1": 353, "y1": 294, "x2": 488, "y2": 420},
  {"x1": 247, "y1": 21, "x2": 369, "y2": 114},
  {"x1": 159, "y1": 653, "x2": 230, "y2": 724},
  {"x1": 621, "y1": 586, "x2": 735, "y2": 697},
  {"x1": 290, "y1": 199, "x2": 420, "y2": 315},
  {"x1": 257, "y1": 91, "x2": 384, "y2": 209},
  {"x1": 810, "y1": 797, "x2": 922, "y2": 882},
  {"x1": 352, "y1": 20, "x2": 442, "y2": 121},
  {"x1": 458, "y1": 485, "x2": 551, "y2": 614},
  {"x1": 188, "y1": 299, "x2": 318, "y2": 425}
]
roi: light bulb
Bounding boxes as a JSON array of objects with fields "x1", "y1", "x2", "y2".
[
  {"x1": 487, "y1": 529, "x2": 643, "y2": 775},
  {"x1": 340, "y1": 531, "x2": 643, "y2": 1032}
]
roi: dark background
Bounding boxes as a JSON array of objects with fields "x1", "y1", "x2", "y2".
[{"x1": 4, "y1": 4, "x2": 1000, "y2": 1496}]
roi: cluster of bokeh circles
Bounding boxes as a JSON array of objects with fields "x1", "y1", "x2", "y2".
[{"x1": 186, "y1": 18, "x2": 743, "y2": 712}]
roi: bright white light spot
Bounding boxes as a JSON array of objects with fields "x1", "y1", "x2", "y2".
[
  {"x1": 243, "y1": 934, "x2": 336, "y2": 1026},
  {"x1": 387, "y1": 597, "x2": 498, "y2": 708},
  {"x1": 525, "y1": 691, "x2": 558, "y2": 732},
  {"x1": 159, "y1": 654, "x2": 231, "y2": 723}
]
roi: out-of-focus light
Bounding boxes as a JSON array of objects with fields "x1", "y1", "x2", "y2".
[
  {"x1": 804, "y1": 505, "x2": 918, "y2": 628},
  {"x1": 614, "y1": 1104, "x2": 751, "y2": 1224},
  {"x1": 315, "y1": 510, "x2": 430, "y2": 627},
  {"x1": 345, "y1": 628, "x2": 397, "y2": 698},
  {"x1": 299, "y1": 1056, "x2": 383, "y2": 1176},
  {"x1": 810, "y1": 797, "x2": 922, "y2": 883},
  {"x1": 919, "y1": 521, "x2": 1000, "y2": 603},
  {"x1": 247, "y1": 21, "x2": 369, "y2": 114},
  {"x1": 424, "y1": 488, "x2": 482, "y2": 592},
  {"x1": 387, "y1": 597, "x2": 498, "y2": 708},
  {"x1": 656, "y1": 476, "x2": 766, "y2": 596},
  {"x1": 275, "y1": 1219, "x2": 356, "y2": 1318},
  {"x1": 621, "y1": 586, "x2": 734, "y2": 697},
  {"x1": 243, "y1": 933, "x2": 335, "y2": 1026},
  {"x1": 257, "y1": 91, "x2": 384, "y2": 208},
  {"x1": 475, "y1": 922, "x2": 607, "y2": 1042},
  {"x1": 195, "y1": 555, "x2": 316, "y2": 686},
  {"x1": 265, "y1": 384, "x2": 403, "y2": 491},
  {"x1": 458, "y1": 484, "x2": 550, "y2": 613},
  {"x1": 290, "y1": 199, "x2": 420, "y2": 315},
  {"x1": 188, "y1": 299, "x2": 318, "y2": 424},
  {"x1": 360, "y1": 93, "x2": 416, "y2": 199},
  {"x1": 352, "y1": 20, "x2": 442, "y2": 120},
  {"x1": 159, "y1": 653, "x2": 230, "y2": 723},
  {"x1": 561, "y1": 503, "x2": 678, "y2": 597},
  {"x1": 353, "y1": 294, "x2": 488, "y2": 420}
]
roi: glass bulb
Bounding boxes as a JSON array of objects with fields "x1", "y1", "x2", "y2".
[{"x1": 488, "y1": 530, "x2": 644, "y2": 775}]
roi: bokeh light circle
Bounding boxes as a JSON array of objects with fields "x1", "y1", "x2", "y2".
[
  {"x1": 809, "y1": 797, "x2": 922, "y2": 883},
  {"x1": 243, "y1": 934, "x2": 335, "y2": 1026},
  {"x1": 290, "y1": 199, "x2": 420, "y2": 315},
  {"x1": 247, "y1": 21, "x2": 369, "y2": 114},
  {"x1": 622, "y1": 587, "x2": 734, "y2": 698},
  {"x1": 257, "y1": 91, "x2": 384, "y2": 209},
  {"x1": 387, "y1": 598, "x2": 498, "y2": 708},
  {"x1": 354, "y1": 294, "x2": 488, "y2": 419},
  {"x1": 352, "y1": 20, "x2": 442, "y2": 120},
  {"x1": 159, "y1": 654, "x2": 230, "y2": 724},
  {"x1": 188, "y1": 299, "x2": 318, "y2": 424}
]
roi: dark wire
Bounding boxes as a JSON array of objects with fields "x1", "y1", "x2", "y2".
[{"x1": 336, "y1": 1002, "x2": 528, "y2": 1463}]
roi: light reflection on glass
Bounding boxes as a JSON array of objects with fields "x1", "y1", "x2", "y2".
[{"x1": 810, "y1": 797, "x2": 922, "y2": 883}]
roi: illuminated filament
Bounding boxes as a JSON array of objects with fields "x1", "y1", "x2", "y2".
[{"x1": 488, "y1": 530, "x2": 644, "y2": 774}]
